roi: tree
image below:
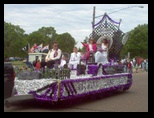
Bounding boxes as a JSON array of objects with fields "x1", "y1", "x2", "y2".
[
  {"x1": 55, "y1": 32, "x2": 77, "y2": 54},
  {"x1": 26, "y1": 26, "x2": 58, "y2": 49},
  {"x1": 4, "y1": 22, "x2": 82, "y2": 60},
  {"x1": 4, "y1": 21, "x2": 27, "y2": 59},
  {"x1": 120, "y1": 24, "x2": 148, "y2": 59},
  {"x1": 80, "y1": 36, "x2": 89, "y2": 52}
]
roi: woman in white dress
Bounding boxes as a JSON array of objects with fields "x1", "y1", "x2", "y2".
[{"x1": 95, "y1": 38, "x2": 109, "y2": 65}]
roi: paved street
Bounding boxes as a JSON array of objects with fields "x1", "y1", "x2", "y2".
[{"x1": 4, "y1": 71, "x2": 148, "y2": 112}]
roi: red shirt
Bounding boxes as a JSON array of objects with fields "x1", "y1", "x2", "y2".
[
  {"x1": 36, "y1": 62, "x2": 41, "y2": 70},
  {"x1": 127, "y1": 62, "x2": 132, "y2": 69},
  {"x1": 81, "y1": 42, "x2": 97, "y2": 60},
  {"x1": 81, "y1": 42, "x2": 97, "y2": 52}
]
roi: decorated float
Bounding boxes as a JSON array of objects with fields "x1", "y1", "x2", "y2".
[{"x1": 4, "y1": 13, "x2": 132, "y2": 107}]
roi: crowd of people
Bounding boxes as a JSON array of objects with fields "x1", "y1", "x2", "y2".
[{"x1": 120, "y1": 57, "x2": 148, "y2": 73}]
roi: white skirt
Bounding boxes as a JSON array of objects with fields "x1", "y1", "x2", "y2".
[{"x1": 95, "y1": 51, "x2": 109, "y2": 65}]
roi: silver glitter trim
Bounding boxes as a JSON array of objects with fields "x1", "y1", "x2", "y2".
[
  {"x1": 14, "y1": 77, "x2": 57, "y2": 95},
  {"x1": 67, "y1": 76, "x2": 128, "y2": 95}
]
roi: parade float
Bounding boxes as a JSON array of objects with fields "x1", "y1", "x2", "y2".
[{"x1": 4, "y1": 13, "x2": 132, "y2": 107}]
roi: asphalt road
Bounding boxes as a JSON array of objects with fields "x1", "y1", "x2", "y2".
[{"x1": 4, "y1": 71, "x2": 148, "y2": 112}]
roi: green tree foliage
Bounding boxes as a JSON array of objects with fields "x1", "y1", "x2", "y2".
[
  {"x1": 4, "y1": 21, "x2": 77, "y2": 59},
  {"x1": 26, "y1": 26, "x2": 58, "y2": 48},
  {"x1": 38, "y1": 27, "x2": 58, "y2": 48},
  {"x1": 55, "y1": 32, "x2": 76, "y2": 54},
  {"x1": 4, "y1": 21, "x2": 27, "y2": 59},
  {"x1": 80, "y1": 36, "x2": 89, "y2": 52},
  {"x1": 120, "y1": 24, "x2": 148, "y2": 59}
]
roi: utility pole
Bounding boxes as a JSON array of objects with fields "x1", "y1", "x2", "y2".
[
  {"x1": 128, "y1": 52, "x2": 130, "y2": 59},
  {"x1": 92, "y1": 6, "x2": 95, "y2": 39}
]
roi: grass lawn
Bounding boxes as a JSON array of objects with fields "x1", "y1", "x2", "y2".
[{"x1": 12, "y1": 61, "x2": 26, "y2": 68}]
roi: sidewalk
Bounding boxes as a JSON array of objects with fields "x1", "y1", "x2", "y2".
[{"x1": 132, "y1": 68, "x2": 148, "y2": 74}]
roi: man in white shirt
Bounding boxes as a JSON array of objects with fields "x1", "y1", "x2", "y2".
[
  {"x1": 45, "y1": 42, "x2": 62, "y2": 69},
  {"x1": 69, "y1": 47, "x2": 81, "y2": 69}
]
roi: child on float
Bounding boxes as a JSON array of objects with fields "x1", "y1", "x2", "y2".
[
  {"x1": 69, "y1": 47, "x2": 81, "y2": 69},
  {"x1": 58, "y1": 54, "x2": 67, "y2": 68}
]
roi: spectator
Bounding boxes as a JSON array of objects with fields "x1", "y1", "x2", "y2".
[
  {"x1": 141, "y1": 60, "x2": 145, "y2": 71},
  {"x1": 130, "y1": 59, "x2": 134, "y2": 73},
  {"x1": 123, "y1": 59, "x2": 127, "y2": 73},
  {"x1": 41, "y1": 55, "x2": 46, "y2": 73},
  {"x1": 145, "y1": 59, "x2": 148, "y2": 72},
  {"x1": 144, "y1": 59, "x2": 146, "y2": 71},
  {"x1": 135, "y1": 58, "x2": 139, "y2": 73},
  {"x1": 33, "y1": 56, "x2": 39, "y2": 67},
  {"x1": 36, "y1": 59, "x2": 41, "y2": 71},
  {"x1": 127, "y1": 60, "x2": 132, "y2": 73},
  {"x1": 132, "y1": 58, "x2": 136, "y2": 67}
]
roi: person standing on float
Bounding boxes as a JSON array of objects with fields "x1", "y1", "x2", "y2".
[
  {"x1": 81, "y1": 38, "x2": 97, "y2": 62},
  {"x1": 95, "y1": 38, "x2": 109, "y2": 65},
  {"x1": 69, "y1": 47, "x2": 81, "y2": 69}
]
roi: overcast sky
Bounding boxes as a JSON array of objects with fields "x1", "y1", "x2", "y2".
[{"x1": 4, "y1": 4, "x2": 148, "y2": 48}]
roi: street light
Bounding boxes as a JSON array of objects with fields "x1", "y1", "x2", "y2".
[
  {"x1": 91, "y1": 5, "x2": 144, "y2": 38},
  {"x1": 108, "y1": 5, "x2": 144, "y2": 15},
  {"x1": 95, "y1": 5, "x2": 144, "y2": 18}
]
